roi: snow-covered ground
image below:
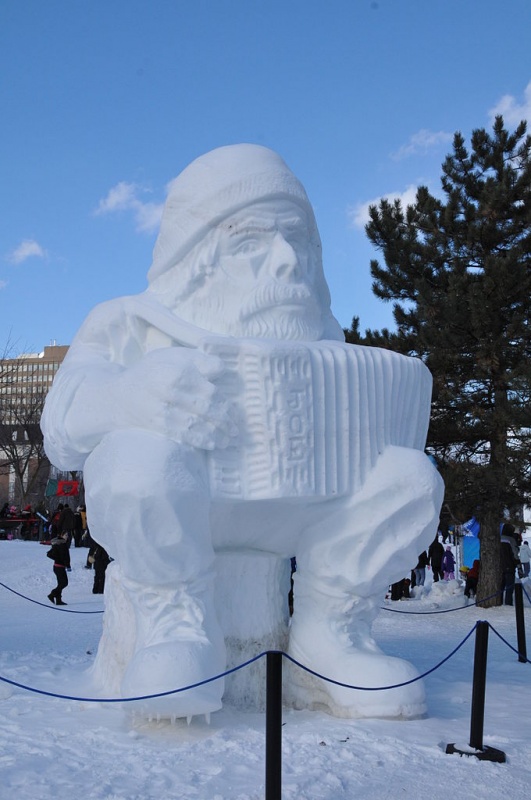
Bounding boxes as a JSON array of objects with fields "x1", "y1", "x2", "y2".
[{"x1": 0, "y1": 540, "x2": 530, "y2": 799}]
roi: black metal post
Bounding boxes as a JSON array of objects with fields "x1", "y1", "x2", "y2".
[
  {"x1": 514, "y1": 584, "x2": 527, "y2": 664},
  {"x1": 469, "y1": 620, "x2": 489, "y2": 750},
  {"x1": 265, "y1": 651, "x2": 282, "y2": 800},
  {"x1": 446, "y1": 621, "x2": 506, "y2": 762}
]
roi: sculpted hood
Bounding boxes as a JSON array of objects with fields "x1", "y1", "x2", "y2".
[{"x1": 148, "y1": 144, "x2": 320, "y2": 283}]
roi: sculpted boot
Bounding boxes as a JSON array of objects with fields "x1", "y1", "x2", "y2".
[
  {"x1": 119, "y1": 574, "x2": 226, "y2": 719},
  {"x1": 287, "y1": 578, "x2": 426, "y2": 719},
  {"x1": 286, "y1": 446, "x2": 443, "y2": 719}
]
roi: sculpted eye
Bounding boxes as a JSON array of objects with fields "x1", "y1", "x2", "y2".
[
  {"x1": 285, "y1": 224, "x2": 307, "y2": 243},
  {"x1": 234, "y1": 238, "x2": 264, "y2": 256}
]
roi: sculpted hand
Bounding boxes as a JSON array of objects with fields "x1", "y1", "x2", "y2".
[{"x1": 113, "y1": 348, "x2": 238, "y2": 450}]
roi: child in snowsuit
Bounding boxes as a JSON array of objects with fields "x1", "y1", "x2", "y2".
[
  {"x1": 464, "y1": 559, "x2": 480, "y2": 598},
  {"x1": 441, "y1": 546, "x2": 455, "y2": 581}
]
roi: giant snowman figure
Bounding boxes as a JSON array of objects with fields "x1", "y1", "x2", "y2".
[{"x1": 42, "y1": 144, "x2": 443, "y2": 720}]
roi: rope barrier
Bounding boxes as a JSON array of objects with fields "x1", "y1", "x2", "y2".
[
  {"x1": 382, "y1": 604, "x2": 467, "y2": 615},
  {"x1": 284, "y1": 623, "x2": 478, "y2": 689},
  {"x1": 380, "y1": 588, "x2": 504, "y2": 614},
  {"x1": 0, "y1": 651, "x2": 265, "y2": 703},
  {"x1": 1, "y1": 574, "x2": 509, "y2": 618},
  {"x1": 0, "y1": 624, "x2": 479, "y2": 703},
  {"x1": 1, "y1": 572, "x2": 526, "y2": 702},
  {"x1": 487, "y1": 621, "x2": 531, "y2": 664},
  {"x1": 0, "y1": 580, "x2": 104, "y2": 614}
]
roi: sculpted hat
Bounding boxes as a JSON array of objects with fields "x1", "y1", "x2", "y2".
[{"x1": 147, "y1": 144, "x2": 317, "y2": 283}]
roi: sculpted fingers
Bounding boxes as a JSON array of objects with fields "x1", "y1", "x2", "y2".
[
  {"x1": 184, "y1": 417, "x2": 235, "y2": 451},
  {"x1": 191, "y1": 352, "x2": 226, "y2": 382},
  {"x1": 164, "y1": 391, "x2": 238, "y2": 450},
  {"x1": 126, "y1": 348, "x2": 238, "y2": 447}
]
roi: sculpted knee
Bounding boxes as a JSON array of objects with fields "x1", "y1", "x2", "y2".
[{"x1": 85, "y1": 429, "x2": 204, "y2": 502}]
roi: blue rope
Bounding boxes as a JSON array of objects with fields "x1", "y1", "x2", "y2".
[
  {"x1": 3, "y1": 574, "x2": 511, "y2": 618},
  {"x1": 0, "y1": 625, "x2": 479, "y2": 702},
  {"x1": 487, "y1": 622, "x2": 531, "y2": 664},
  {"x1": 283, "y1": 623, "x2": 478, "y2": 690},
  {"x1": 0, "y1": 651, "x2": 266, "y2": 703},
  {"x1": 380, "y1": 588, "x2": 503, "y2": 615},
  {"x1": 0, "y1": 580, "x2": 104, "y2": 614},
  {"x1": 382, "y1": 604, "x2": 467, "y2": 615}
]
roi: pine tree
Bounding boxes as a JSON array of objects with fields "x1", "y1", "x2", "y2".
[{"x1": 361, "y1": 117, "x2": 531, "y2": 606}]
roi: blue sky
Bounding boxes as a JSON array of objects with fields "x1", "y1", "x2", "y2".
[{"x1": 2, "y1": 0, "x2": 531, "y2": 353}]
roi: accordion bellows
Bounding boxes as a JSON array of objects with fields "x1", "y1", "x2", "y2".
[{"x1": 203, "y1": 338, "x2": 432, "y2": 501}]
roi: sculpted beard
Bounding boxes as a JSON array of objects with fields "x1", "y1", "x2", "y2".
[
  {"x1": 241, "y1": 309, "x2": 323, "y2": 341},
  {"x1": 239, "y1": 282, "x2": 324, "y2": 340},
  {"x1": 171, "y1": 283, "x2": 323, "y2": 340}
]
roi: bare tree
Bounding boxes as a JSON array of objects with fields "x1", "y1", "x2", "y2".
[{"x1": 0, "y1": 340, "x2": 51, "y2": 507}]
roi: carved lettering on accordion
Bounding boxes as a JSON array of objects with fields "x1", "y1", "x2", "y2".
[
  {"x1": 267, "y1": 352, "x2": 314, "y2": 494},
  {"x1": 202, "y1": 338, "x2": 431, "y2": 502}
]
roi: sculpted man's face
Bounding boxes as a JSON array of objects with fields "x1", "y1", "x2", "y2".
[{"x1": 153, "y1": 198, "x2": 327, "y2": 341}]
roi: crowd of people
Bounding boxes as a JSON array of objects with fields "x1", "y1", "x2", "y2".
[
  {"x1": 390, "y1": 519, "x2": 529, "y2": 605},
  {"x1": 1, "y1": 496, "x2": 112, "y2": 605},
  {"x1": 43, "y1": 503, "x2": 111, "y2": 605},
  {"x1": 0, "y1": 502, "x2": 40, "y2": 539},
  {"x1": 460, "y1": 522, "x2": 528, "y2": 606},
  {"x1": 43, "y1": 508, "x2": 528, "y2": 609},
  {"x1": 3, "y1": 495, "x2": 529, "y2": 610}
]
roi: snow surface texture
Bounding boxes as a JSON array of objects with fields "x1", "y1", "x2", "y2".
[
  {"x1": 41, "y1": 144, "x2": 444, "y2": 719},
  {"x1": 1, "y1": 542, "x2": 531, "y2": 800}
]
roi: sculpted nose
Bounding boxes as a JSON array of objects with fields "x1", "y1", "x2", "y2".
[{"x1": 270, "y1": 234, "x2": 301, "y2": 280}]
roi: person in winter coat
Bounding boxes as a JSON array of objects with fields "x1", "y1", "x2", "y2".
[
  {"x1": 73, "y1": 507, "x2": 84, "y2": 548},
  {"x1": 441, "y1": 546, "x2": 455, "y2": 581},
  {"x1": 47, "y1": 531, "x2": 71, "y2": 605},
  {"x1": 390, "y1": 577, "x2": 411, "y2": 601},
  {"x1": 519, "y1": 540, "x2": 531, "y2": 578},
  {"x1": 414, "y1": 551, "x2": 429, "y2": 587},
  {"x1": 464, "y1": 559, "x2": 480, "y2": 598},
  {"x1": 92, "y1": 544, "x2": 111, "y2": 594},
  {"x1": 428, "y1": 537, "x2": 444, "y2": 582},
  {"x1": 58, "y1": 503, "x2": 75, "y2": 547},
  {"x1": 49, "y1": 505, "x2": 63, "y2": 538},
  {"x1": 500, "y1": 523, "x2": 520, "y2": 605},
  {"x1": 438, "y1": 517, "x2": 450, "y2": 543},
  {"x1": 83, "y1": 528, "x2": 97, "y2": 569}
]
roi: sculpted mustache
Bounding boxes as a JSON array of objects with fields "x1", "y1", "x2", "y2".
[{"x1": 240, "y1": 283, "x2": 314, "y2": 320}]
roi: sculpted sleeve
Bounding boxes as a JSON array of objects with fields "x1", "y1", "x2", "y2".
[{"x1": 41, "y1": 298, "x2": 139, "y2": 470}]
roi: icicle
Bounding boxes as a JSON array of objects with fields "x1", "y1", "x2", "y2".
[
  {"x1": 204, "y1": 712, "x2": 211, "y2": 725},
  {"x1": 171, "y1": 714, "x2": 176, "y2": 725},
  {"x1": 186, "y1": 715, "x2": 192, "y2": 726}
]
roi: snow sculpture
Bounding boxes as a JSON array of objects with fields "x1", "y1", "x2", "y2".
[{"x1": 42, "y1": 144, "x2": 444, "y2": 720}]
